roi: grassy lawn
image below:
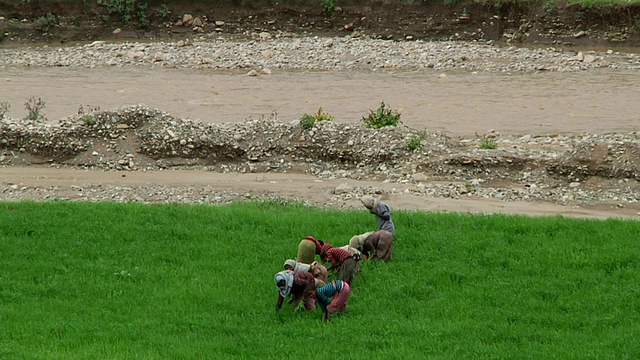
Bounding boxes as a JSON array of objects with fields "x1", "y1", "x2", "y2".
[{"x1": 1, "y1": 200, "x2": 640, "y2": 359}]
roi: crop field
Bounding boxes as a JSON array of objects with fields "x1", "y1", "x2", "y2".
[{"x1": 1, "y1": 201, "x2": 640, "y2": 359}]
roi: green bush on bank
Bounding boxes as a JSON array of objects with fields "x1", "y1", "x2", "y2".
[{"x1": 96, "y1": 0, "x2": 149, "y2": 26}]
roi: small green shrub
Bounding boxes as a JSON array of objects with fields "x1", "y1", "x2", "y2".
[
  {"x1": 300, "y1": 107, "x2": 334, "y2": 130},
  {"x1": 135, "y1": 2, "x2": 149, "y2": 27},
  {"x1": 81, "y1": 114, "x2": 96, "y2": 125},
  {"x1": 7, "y1": 19, "x2": 19, "y2": 28},
  {"x1": 77, "y1": 104, "x2": 101, "y2": 124},
  {"x1": 464, "y1": 181, "x2": 475, "y2": 193},
  {"x1": 97, "y1": 0, "x2": 149, "y2": 27},
  {"x1": 33, "y1": 12, "x2": 58, "y2": 33},
  {"x1": 155, "y1": 4, "x2": 170, "y2": 20},
  {"x1": 362, "y1": 101, "x2": 402, "y2": 129},
  {"x1": 0, "y1": 101, "x2": 9, "y2": 118},
  {"x1": 407, "y1": 129, "x2": 428, "y2": 151},
  {"x1": 407, "y1": 137, "x2": 421, "y2": 152},
  {"x1": 321, "y1": 0, "x2": 335, "y2": 14},
  {"x1": 480, "y1": 138, "x2": 498, "y2": 150},
  {"x1": 25, "y1": 97, "x2": 46, "y2": 122},
  {"x1": 0, "y1": 22, "x2": 7, "y2": 41},
  {"x1": 299, "y1": 114, "x2": 315, "y2": 130}
]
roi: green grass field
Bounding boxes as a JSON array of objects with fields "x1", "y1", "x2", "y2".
[{"x1": 1, "y1": 200, "x2": 640, "y2": 359}]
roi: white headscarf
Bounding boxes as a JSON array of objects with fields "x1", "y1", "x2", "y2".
[
  {"x1": 283, "y1": 259, "x2": 311, "y2": 272},
  {"x1": 361, "y1": 196, "x2": 375, "y2": 210},
  {"x1": 274, "y1": 270, "x2": 294, "y2": 298},
  {"x1": 349, "y1": 231, "x2": 373, "y2": 249},
  {"x1": 339, "y1": 244, "x2": 362, "y2": 256}
]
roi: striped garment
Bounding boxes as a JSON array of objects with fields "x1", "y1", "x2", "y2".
[
  {"x1": 316, "y1": 280, "x2": 344, "y2": 309},
  {"x1": 325, "y1": 247, "x2": 352, "y2": 267}
]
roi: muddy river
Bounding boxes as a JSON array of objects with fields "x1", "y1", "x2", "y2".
[{"x1": 2, "y1": 66, "x2": 639, "y2": 136}]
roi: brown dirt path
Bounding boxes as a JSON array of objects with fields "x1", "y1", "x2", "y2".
[{"x1": 2, "y1": 167, "x2": 638, "y2": 220}]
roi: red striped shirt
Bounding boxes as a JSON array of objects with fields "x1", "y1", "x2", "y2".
[{"x1": 326, "y1": 247, "x2": 351, "y2": 267}]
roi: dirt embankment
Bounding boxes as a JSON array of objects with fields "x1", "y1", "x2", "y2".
[
  {"x1": 1, "y1": 0, "x2": 640, "y2": 48},
  {"x1": 1, "y1": 105, "x2": 639, "y2": 219}
]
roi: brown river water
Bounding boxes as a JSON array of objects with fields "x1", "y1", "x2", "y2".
[{"x1": 2, "y1": 66, "x2": 639, "y2": 136}]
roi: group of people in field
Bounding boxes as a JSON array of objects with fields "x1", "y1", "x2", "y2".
[{"x1": 274, "y1": 195, "x2": 396, "y2": 321}]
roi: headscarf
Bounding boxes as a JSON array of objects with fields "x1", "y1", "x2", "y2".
[
  {"x1": 349, "y1": 231, "x2": 374, "y2": 249},
  {"x1": 339, "y1": 244, "x2": 362, "y2": 256},
  {"x1": 284, "y1": 259, "x2": 311, "y2": 272},
  {"x1": 274, "y1": 270, "x2": 294, "y2": 298},
  {"x1": 361, "y1": 196, "x2": 375, "y2": 210}
]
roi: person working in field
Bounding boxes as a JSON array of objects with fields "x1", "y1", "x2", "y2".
[
  {"x1": 274, "y1": 269, "x2": 316, "y2": 311},
  {"x1": 316, "y1": 280, "x2": 351, "y2": 321},
  {"x1": 361, "y1": 196, "x2": 395, "y2": 237},
  {"x1": 320, "y1": 243, "x2": 360, "y2": 285},
  {"x1": 296, "y1": 236, "x2": 325, "y2": 264},
  {"x1": 349, "y1": 230, "x2": 393, "y2": 262}
]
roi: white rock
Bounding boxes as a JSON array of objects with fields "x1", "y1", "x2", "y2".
[{"x1": 335, "y1": 183, "x2": 352, "y2": 194}]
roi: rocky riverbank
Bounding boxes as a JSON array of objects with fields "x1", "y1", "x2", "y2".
[
  {"x1": 1, "y1": 103, "x2": 639, "y2": 212},
  {"x1": 2, "y1": 35, "x2": 640, "y2": 73}
]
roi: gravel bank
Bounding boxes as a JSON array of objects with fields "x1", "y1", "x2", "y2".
[
  {"x1": 1, "y1": 104, "x2": 639, "y2": 212},
  {"x1": 2, "y1": 34, "x2": 640, "y2": 73}
]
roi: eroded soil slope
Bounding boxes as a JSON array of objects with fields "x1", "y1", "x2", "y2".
[{"x1": 1, "y1": 0, "x2": 640, "y2": 47}]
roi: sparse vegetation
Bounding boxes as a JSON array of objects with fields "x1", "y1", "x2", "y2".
[
  {"x1": 299, "y1": 107, "x2": 334, "y2": 130},
  {"x1": 321, "y1": 0, "x2": 335, "y2": 14},
  {"x1": 33, "y1": 12, "x2": 58, "y2": 33},
  {"x1": 464, "y1": 180, "x2": 475, "y2": 192},
  {"x1": 407, "y1": 130, "x2": 427, "y2": 152},
  {"x1": 480, "y1": 137, "x2": 498, "y2": 149},
  {"x1": 24, "y1": 97, "x2": 46, "y2": 122},
  {"x1": 77, "y1": 104, "x2": 100, "y2": 125},
  {"x1": 0, "y1": 22, "x2": 7, "y2": 41},
  {"x1": 96, "y1": 0, "x2": 150, "y2": 27},
  {"x1": 361, "y1": 101, "x2": 402, "y2": 129},
  {"x1": 0, "y1": 101, "x2": 9, "y2": 118},
  {"x1": 155, "y1": 3, "x2": 171, "y2": 20},
  {"x1": 81, "y1": 114, "x2": 96, "y2": 125}
]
